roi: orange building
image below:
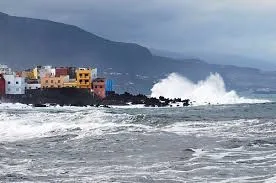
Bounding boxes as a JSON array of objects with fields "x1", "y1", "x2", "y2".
[
  {"x1": 76, "y1": 68, "x2": 92, "y2": 89},
  {"x1": 41, "y1": 76, "x2": 69, "y2": 89},
  {"x1": 93, "y1": 78, "x2": 106, "y2": 98}
]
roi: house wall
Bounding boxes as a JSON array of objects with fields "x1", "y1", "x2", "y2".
[
  {"x1": 55, "y1": 67, "x2": 68, "y2": 77},
  {"x1": 26, "y1": 83, "x2": 41, "y2": 90},
  {"x1": 51, "y1": 68, "x2": 56, "y2": 77},
  {"x1": 0, "y1": 74, "x2": 5, "y2": 96},
  {"x1": 105, "y1": 79, "x2": 113, "y2": 92},
  {"x1": 63, "y1": 81, "x2": 77, "y2": 88},
  {"x1": 76, "y1": 68, "x2": 92, "y2": 89},
  {"x1": 4, "y1": 74, "x2": 26, "y2": 95},
  {"x1": 41, "y1": 76, "x2": 69, "y2": 89},
  {"x1": 68, "y1": 67, "x2": 77, "y2": 79},
  {"x1": 0, "y1": 65, "x2": 12, "y2": 75},
  {"x1": 91, "y1": 68, "x2": 98, "y2": 79},
  {"x1": 39, "y1": 66, "x2": 53, "y2": 78},
  {"x1": 22, "y1": 70, "x2": 35, "y2": 80},
  {"x1": 33, "y1": 66, "x2": 42, "y2": 80},
  {"x1": 93, "y1": 78, "x2": 106, "y2": 98}
]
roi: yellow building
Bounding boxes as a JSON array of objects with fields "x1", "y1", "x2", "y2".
[
  {"x1": 22, "y1": 70, "x2": 35, "y2": 80},
  {"x1": 76, "y1": 68, "x2": 92, "y2": 89},
  {"x1": 41, "y1": 76, "x2": 69, "y2": 89},
  {"x1": 63, "y1": 81, "x2": 77, "y2": 88}
]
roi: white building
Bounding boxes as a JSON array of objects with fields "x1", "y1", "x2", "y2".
[
  {"x1": 92, "y1": 68, "x2": 98, "y2": 79},
  {"x1": 26, "y1": 83, "x2": 41, "y2": 90},
  {"x1": 51, "y1": 68, "x2": 56, "y2": 77},
  {"x1": 39, "y1": 66, "x2": 53, "y2": 78},
  {"x1": 4, "y1": 74, "x2": 26, "y2": 95},
  {"x1": 0, "y1": 64, "x2": 12, "y2": 75}
]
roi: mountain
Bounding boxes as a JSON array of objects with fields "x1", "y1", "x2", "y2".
[
  {"x1": 150, "y1": 48, "x2": 276, "y2": 71},
  {"x1": 0, "y1": 12, "x2": 152, "y2": 71},
  {"x1": 1, "y1": 12, "x2": 276, "y2": 94}
]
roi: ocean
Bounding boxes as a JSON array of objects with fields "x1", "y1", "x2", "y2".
[{"x1": 0, "y1": 102, "x2": 275, "y2": 183}]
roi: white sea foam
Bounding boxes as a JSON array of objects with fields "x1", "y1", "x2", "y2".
[
  {"x1": 161, "y1": 118, "x2": 275, "y2": 138},
  {"x1": 0, "y1": 105, "x2": 155, "y2": 142},
  {"x1": 151, "y1": 73, "x2": 270, "y2": 105}
]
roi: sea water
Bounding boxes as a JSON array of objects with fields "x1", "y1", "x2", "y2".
[
  {"x1": 0, "y1": 102, "x2": 275, "y2": 182},
  {"x1": 0, "y1": 73, "x2": 275, "y2": 182}
]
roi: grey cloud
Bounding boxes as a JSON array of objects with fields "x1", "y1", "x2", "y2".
[{"x1": 1, "y1": 0, "x2": 276, "y2": 61}]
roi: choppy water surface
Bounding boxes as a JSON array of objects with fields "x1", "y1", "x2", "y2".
[{"x1": 0, "y1": 103, "x2": 275, "y2": 182}]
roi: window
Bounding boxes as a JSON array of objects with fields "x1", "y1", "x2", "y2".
[
  {"x1": 8, "y1": 81, "x2": 10, "y2": 84},
  {"x1": 46, "y1": 80, "x2": 48, "y2": 83},
  {"x1": 79, "y1": 74, "x2": 83, "y2": 77},
  {"x1": 100, "y1": 86, "x2": 103, "y2": 88},
  {"x1": 16, "y1": 81, "x2": 19, "y2": 84},
  {"x1": 58, "y1": 80, "x2": 60, "y2": 83},
  {"x1": 51, "y1": 80, "x2": 54, "y2": 83},
  {"x1": 51, "y1": 85, "x2": 54, "y2": 88},
  {"x1": 95, "y1": 86, "x2": 98, "y2": 89},
  {"x1": 80, "y1": 80, "x2": 83, "y2": 83},
  {"x1": 29, "y1": 87, "x2": 31, "y2": 89},
  {"x1": 85, "y1": 74, "x2": 88, "y2": 77}
]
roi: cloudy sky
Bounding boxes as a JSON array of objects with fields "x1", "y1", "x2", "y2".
[{"x1": 1, "y1": 0, "x2": 276, "y2": 62}]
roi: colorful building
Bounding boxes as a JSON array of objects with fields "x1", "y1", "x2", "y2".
[
  {"x1": 105, "y1": 79, "x2": 113, "y2": 92},
  {"x1": 4, "y1": 74, "x2": 26, "y2": 95},
  {"x1": 0, "y1": 64, "x2": 110, "y2": 97},
  {"x1": 21, "y1": 70, "x2": 35, "y2": 80},
  {"x1": 26, "y1": 83, "x2": 41, "y2": 90},
  {"x1": 26, "y1": 80, "x2": 41, "y2": 90},
  {"x1": 63, "y1": 80, "x2": 77, "y2": 88},
  {"x1": 68, "y1": 67, "x2": 77, "y2": 79},
  {"x1": 0, "y1": 64, "x2": 12, "y2": 75},
  {"x1": 76, "y1": 68, "x2": 92, "y2": 89},
  {"x1": 91, "y1": 68, "x2": 98, "y2": 79},
  {"x1": 55, "y1": 67, "x2": 68, "y2": 77},
  {"x1": 39, "y1": 66, "x2": 53, "y2": 78},
  {"x1": 33, "y1": 66, "x2": 41, "y2": 80},
  {"x1": 0, "y1": 74, "x2": 5, "y2": 96},
  {"x1": 41, "y1": 76, "x2": 69, "y2": 89},
  {"x1": 93, "y1": 78, "x2": 106, "y2": 98}
]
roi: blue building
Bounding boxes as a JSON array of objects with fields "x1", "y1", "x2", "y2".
[
  {"x1": 106, "y1": 79, "x2": 113, "y2": 91},
  {"x1": 105, "y1": 79, "x2": 113, "y2": 96}
]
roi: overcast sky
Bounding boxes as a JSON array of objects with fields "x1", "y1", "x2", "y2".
[{"x1": 1, "y1": 0, "x2": 276, "y2": 61}]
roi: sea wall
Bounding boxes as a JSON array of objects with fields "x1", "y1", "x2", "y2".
[
  {"x1": 2, "y1": 88, "x2": 101, "y2": 106},
  {"x1": 1, "y1": 89, "x2": 190, "y2": 107}
]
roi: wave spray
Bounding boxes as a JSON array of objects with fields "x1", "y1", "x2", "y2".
[{"x1": 151, "y1": 73, "x2": 269, "y2": 105}]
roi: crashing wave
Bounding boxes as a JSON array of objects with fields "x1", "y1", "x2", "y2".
[{"x1": 151, "y1": 73, "x2": 270, "y2": 105}]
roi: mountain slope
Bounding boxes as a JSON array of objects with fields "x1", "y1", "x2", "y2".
[
  {"x1": 0, "y1": 12, "x2": 152, "y2": 71},
  {"x1": 1, "y1": 12, "x2": 276, "y2": 94},
  {"x1": 150, "y1": 48, "x2": 276, "y2": 71}
]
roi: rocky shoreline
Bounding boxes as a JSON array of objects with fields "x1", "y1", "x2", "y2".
[{"x1": 1, "y1": 88, "x2": 190, "y2": 108}]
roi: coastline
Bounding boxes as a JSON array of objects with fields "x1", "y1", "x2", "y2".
[{"x1": 0, "y1": 88, "x2": 190, "y2": 108}]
